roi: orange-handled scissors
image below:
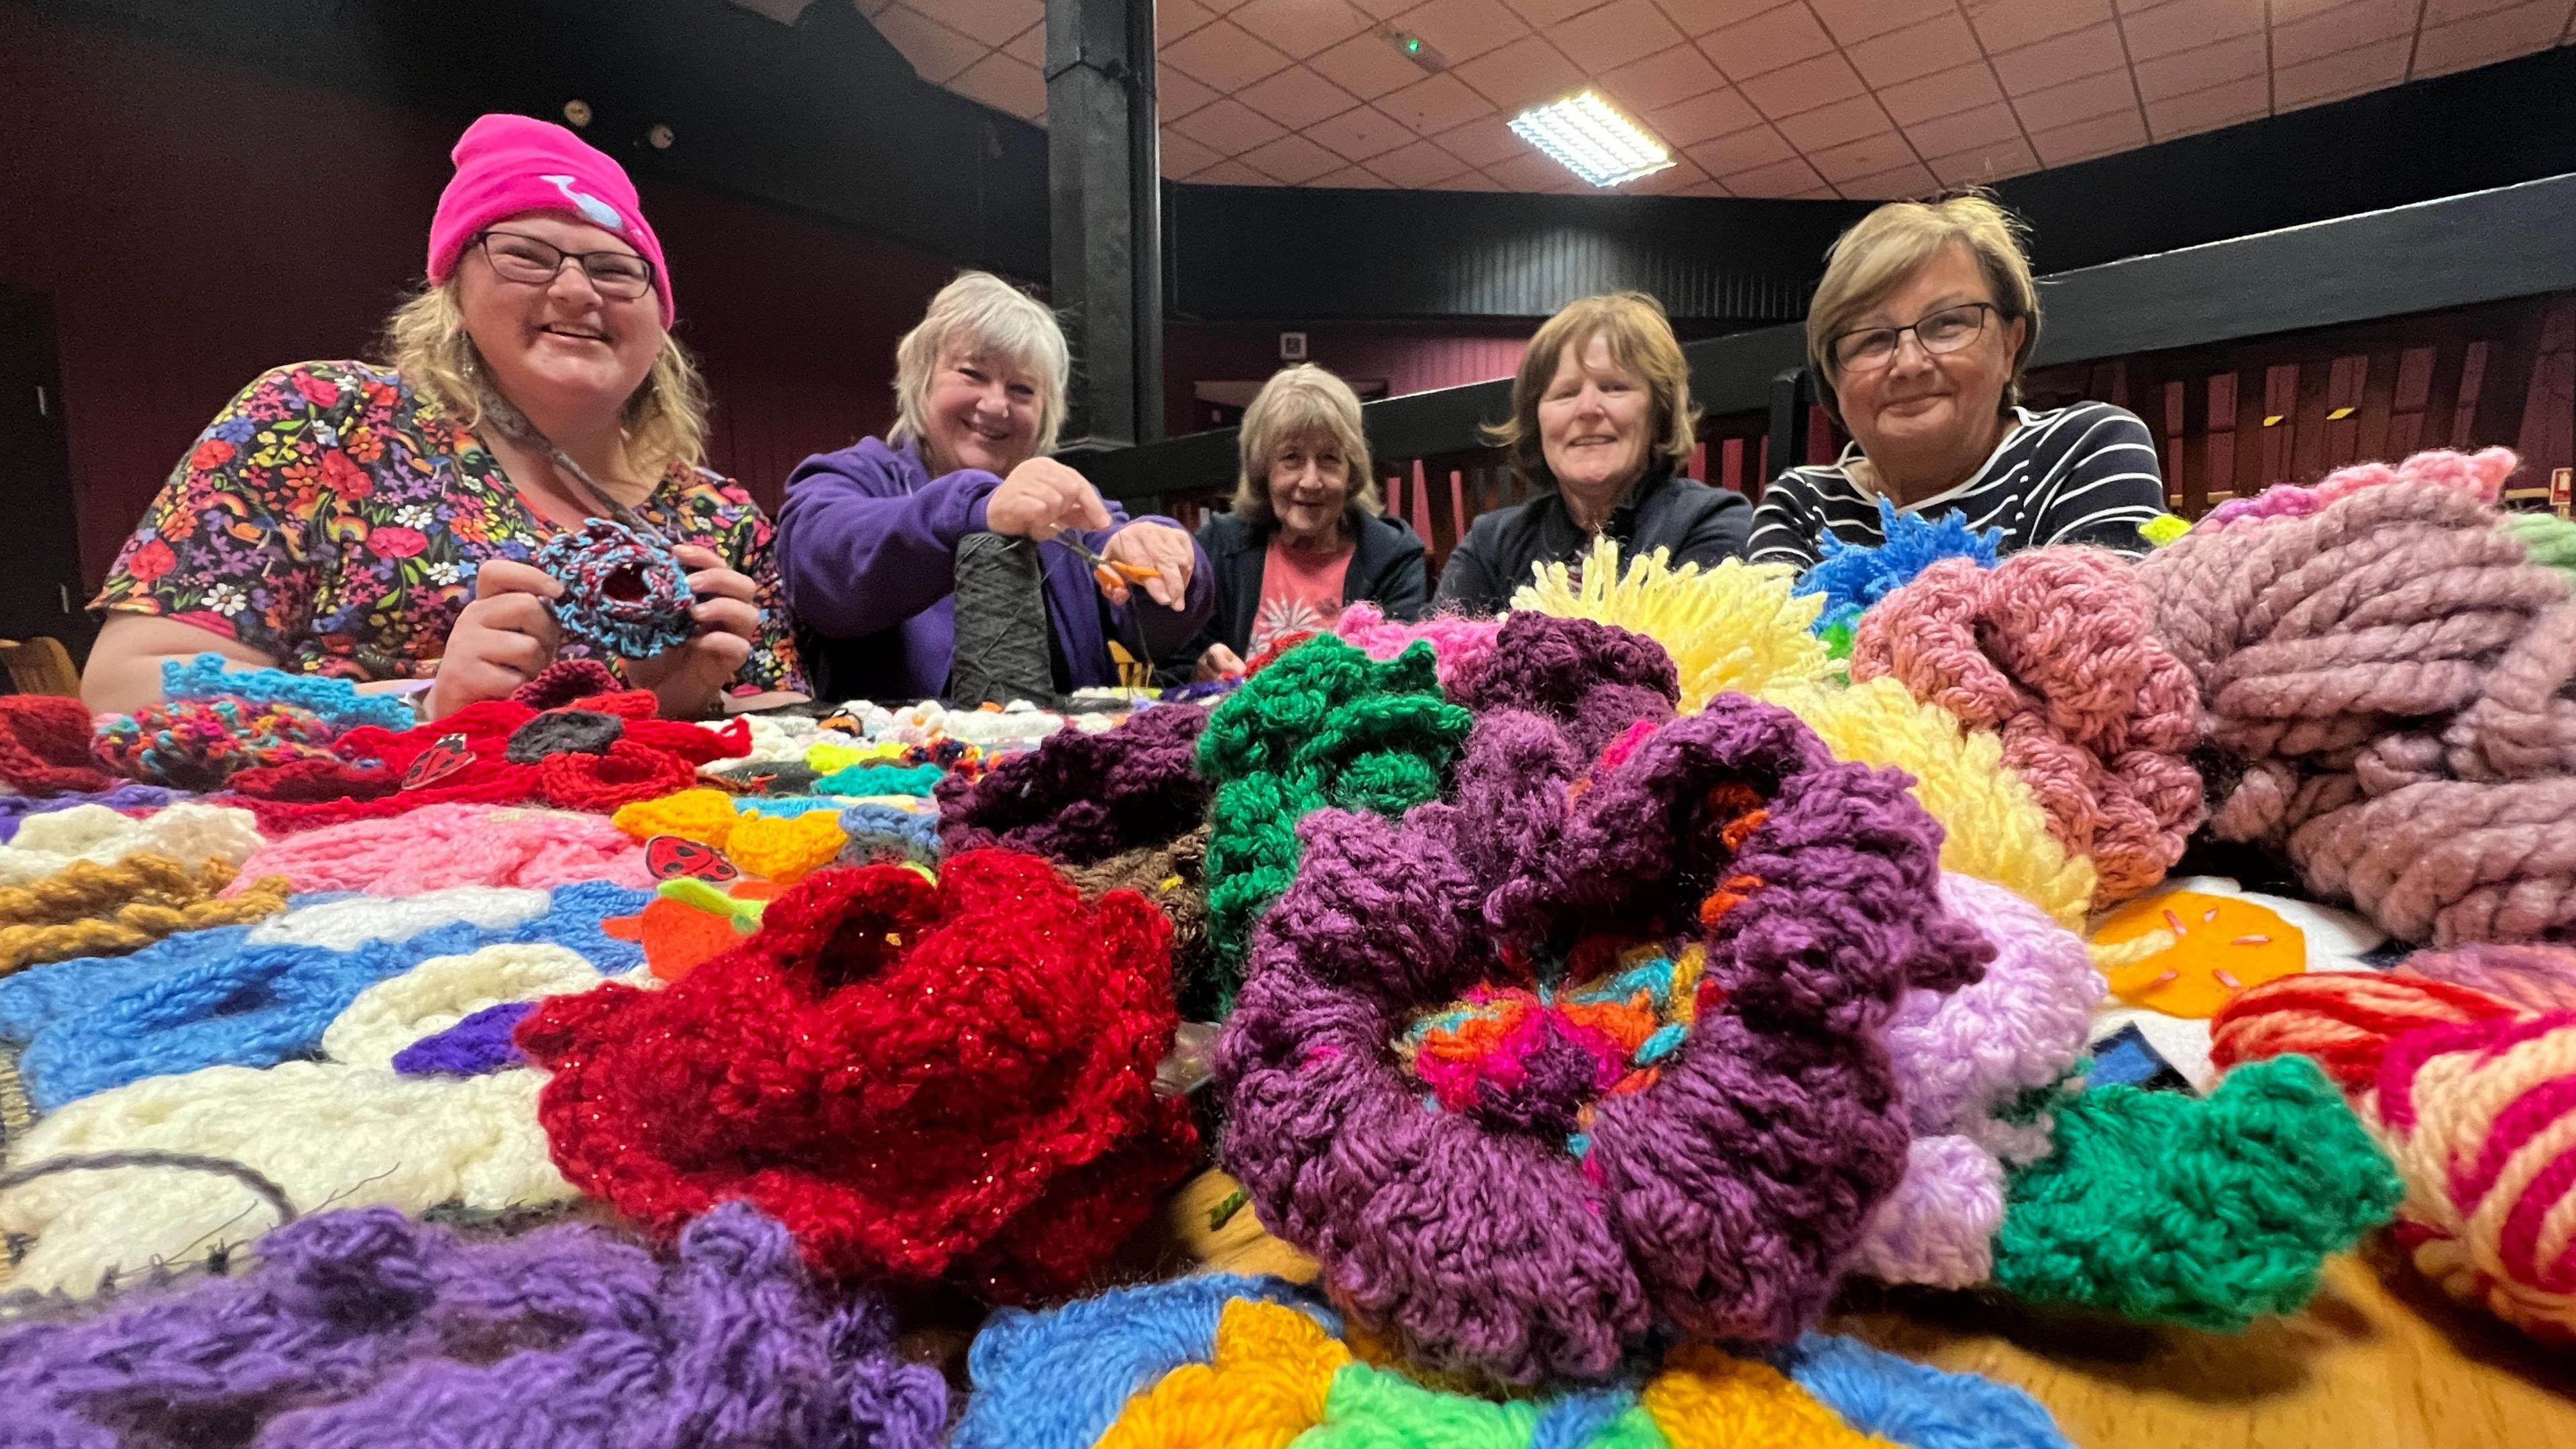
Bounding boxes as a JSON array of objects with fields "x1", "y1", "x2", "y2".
[{"x1": 1057, "y1": 535, "x2": 1162, "y2": 595}]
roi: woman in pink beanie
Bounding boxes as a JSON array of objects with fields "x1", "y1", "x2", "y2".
[{"x1": 85, "y1": 113, "x2": 804, "y2": 719}]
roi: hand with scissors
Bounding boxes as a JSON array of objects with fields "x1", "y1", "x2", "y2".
[{"x1": 986, "y1": 457, "x2": 1194, "y2": 608}]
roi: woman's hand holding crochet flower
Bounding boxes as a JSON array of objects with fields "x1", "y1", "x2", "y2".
[
  {"x1": 619, "y1": 543, "x2": 756, "y2": 718},
  {"x1": 1102, "y1": 521, "x2": 1195, "y2": 609},
  {"x1": 426, "y1": 559, "x2": 562, "y2": 719}
]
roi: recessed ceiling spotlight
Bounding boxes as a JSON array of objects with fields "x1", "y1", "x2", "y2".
[{"x1": 1509, "y1": 91, "x2": 1674, "y2": 189}]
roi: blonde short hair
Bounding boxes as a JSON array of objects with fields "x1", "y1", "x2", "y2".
[
  {"x1": 1488, "y1": 292, "x2": 1697, "y2": 491},
  {"x1": 1230, "y1": 364, "x2": 1381, "y2": 525},
  {"x1": 383, "y1": 279, "x2": 709, "y2": 478},
  {"x1": 1807, "y1": 190, "x2": 2040, "y2": 420},
  {"x1": 889, "y1": 271, "x2": 1070, "y2": 460}
]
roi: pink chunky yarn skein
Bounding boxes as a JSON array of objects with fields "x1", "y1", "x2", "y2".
[
  {"x1": 1851, "y1": 548, "x2": 2202, "y2": 908},
  {"x1": 228, "y1": 802, "x2": 653, "y2": 896}
]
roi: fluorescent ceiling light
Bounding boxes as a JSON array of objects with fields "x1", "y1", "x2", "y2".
[{"x1": 1509, "y1": 92, "x2": 1674, "y2": 189}]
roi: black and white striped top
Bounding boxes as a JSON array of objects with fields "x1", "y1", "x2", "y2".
[{"x1": 1746, "y1": 402, "x2": 2166, "y2": 571}]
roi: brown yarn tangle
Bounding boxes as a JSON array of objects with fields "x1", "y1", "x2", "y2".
[
  {"x1": 1060, "y1": 825, "x2": 1210, "y2": 998},
  {"x1": 2139, "y1": 462, "x2": 2576, "y2": 945},
  {"x1": 0, "y1": 855, "x2": 294, "y2": 975}
]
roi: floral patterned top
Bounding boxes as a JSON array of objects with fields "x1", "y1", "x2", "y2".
[{"x1": 95, "y1": 360, "x2": 804, "y2": 696}]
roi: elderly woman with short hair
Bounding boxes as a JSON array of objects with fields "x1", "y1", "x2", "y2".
[
  {"x1": 1748, "y1": 192, "x2": 2164, "y2": 570},
  {"x1": 1190, "y1": 364, "x2": 1427, "y2": 680},
  {"x1": 1434, "y1": 291, "x2": 1750, "y2": 614},
  {"x1": 777, "y1": 272, "x2": 1210, "y2": 700}
]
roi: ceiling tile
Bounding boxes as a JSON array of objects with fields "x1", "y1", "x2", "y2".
[
  {"x1": 1191, "y1": 158, "x2": 1280, "y2": 185},
  {"x1": 1658, "y1": 0, "x2": 1804, "y2": 38},
  {"x1": 1644, "y1": 85, "x2": 1764, "y2": 145},
  {"x1": 1506, "y1": 0, "x2": 1611, "y2": 23},
  {"x1": 2027, "y1": 106, "x2": 2147, "y2": 166},
  {"x1": 870, "y1": 5, "x2": 985, "y2": 83},
  {"x1": 1923, "y1": 136, "x2": 2042, "y2": 184},
  {"x1": 1904, "y1": 101, "x2": 2025, "y2": 157},
  {"x1": 1840, "y1": 159, "x2": 1941, "y2": 198},
  {"x1": 930, "y1": 0, "x2": 1042, "y2": 35},
  {"x1": 1775, "y1": 93, "x2": 1894, "y2": 151},
  {"x1": 1172, "y1": 97, "x2": 1292, "y2": 154},
  {"x1": 1240, "y1": 131, "x2": 1349, "y2": 183},
  {"x1": 1876, "y1": 62, "x2": 2009, "y2": 125},
  {"x1": 1003, "y1": 22, "x2": 1044, "y2": 67},
  {"x1": 1164, "y1": 20, "x2": 1295, "y2": 91},
  {"x1": 1737, "y1": 51, "x2": 1868, "y2": 117},
  {"x1": 2010, "y1": 70, "x2": 2137, "y2": 130},
  {"x1": 1723, "y1": 155, "x2": 1829, "y2": 195},
  {"x1": 1682, "y1": 121, "x2": 1794, "y2": 172},
  {"x1": 1309, "y1": 105, "x2": 1419, "y2": 161},
  {"x1": 1345, "y1": 0, "x2": 1424, "y2": 17},
  {"x1": 1554, "y1": 0, "x2": 1690, "y2": 71},
  {"x1": 1965, "y1": 0, "x2": 2116, "y2": 52},
  {"x1": 1230, "y1": 0, "x2": 1375, "y2": 58},
  {"x1": 947, "y1": 52, "x2": 1047, "y2": 119},
  {"x1": 1700, "y1": 3, "x2": 1835, "y2": 83},
  {"x1": 1434, "y1": 114, "x2": 1533, "y2": 164},
  {"x1": 1806, "y1": 129, "x2": 1920, "y2": 182},
  {"x1": 1600, "y1": 44, "x2": 1730, "y2": 113},
  {"x1": 1239, "y1": 64, "x2": 1366, "y2": 129},
  {"x1": 1311, "y1": 163, "x2": 1399, "y2": 187},
  {"x1": 2132, "y1": 33, "x2": 2267, "y2": 100},
  {"x1": 1806, "y1": 0, "x2": 1955, "y2": 45},
  {"x1": 1481, "y1": 148, "x2": 1576, "y2": 189},
  {"x1": 2422, "y1": 0, "x2": 2539, "y2": 20},
  {"x1": 2412, "y1": 0, "x2": 2576, "y2": 74},
  {"x1": 1159, "y1": 67, "x2": 1222, "y2": 119},
  {"x1": 1378, "y1": 70, "x2": 1496, "y2": 133},
  {"x1": 1451, "y1": 32, "x2": 1591, "y2": 109},
  {"x1": 1426, "y1": 168, "x2": 1508, "y2": 189},
  {"x1": 1161, "y1": 0, "x2": 1221, "y2": 42},
  {"x1": 1311, "y1": 31, "x2": 1440, "y2": 99},
  {"x1": 1159, "y1": 131, "x2": 1226, "y2": 177},
  {"x1": 2143, "y1": 74, "x2": 2271, "y2": 140},
  {"x1": 1389, "y1": 0, "x2": 1533, "y2": 65},
  {"x1": 1846, "y1": 13, "x2": 1984, "y2": 89},
  {"x1": 2121, "y1": 0, "x2": 2265, "y2": 61},
  {"x1": 2271, "y1": 0, "x2": 2417, "y2": 68},
  {"x1": 2274, "y1": 36, "x2": 2410, "y2": 109},
  {"x1": 1991, "y1": 23, "x2": 2131, "y2": 95}
]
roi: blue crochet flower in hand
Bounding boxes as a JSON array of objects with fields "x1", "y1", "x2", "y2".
[
  {"x1": 531, "y1": 519, "x2": 696, "y2": 659},
  {"x1": 1794, "y1": 498, "x2": 2004, "y2": 643}
]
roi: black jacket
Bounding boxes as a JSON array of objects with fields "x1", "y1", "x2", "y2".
[
  {"x1": 1432, "y1": 467, "x2": 1752, "y2": 614},
  {"x1": 1191, "y1": 506, "x2": 1430, "y2": 657}
]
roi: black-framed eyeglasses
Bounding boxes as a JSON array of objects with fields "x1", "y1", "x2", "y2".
[
  {"x1": 1827, "y1": 302, "x2": 2002, "y2": 372},
  {"x1": 471, "y1": 229, "x2": 655, "y2": 301}
]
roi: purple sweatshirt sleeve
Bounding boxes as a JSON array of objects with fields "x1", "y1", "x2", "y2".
[{"x1": 774, "y1": 438, "x2": 999, "y2": 639}]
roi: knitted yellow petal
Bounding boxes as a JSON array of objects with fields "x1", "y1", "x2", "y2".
[
  {"x1": 806, "y1": 739, "x2": 909, "y2": 775},
  {"x1": 611, "y1": 788, "x2": 748, "y2": 848},
  {"x1": 1642, "y1": 1344, "x2": 1894, "y2": 1449},
  {"x1": 1096, "y1": 1298, "x2": 1348, "y2": 1449},
  {"x1": 724, "y1": 811, "x2": 851, "y2": 884},
  {"x1": 1511, "y1": 539, "x2": 1831, "y2": 710},
  {"x1": 1770, "y1": 678, "x2": 2096, "y2": 930}
]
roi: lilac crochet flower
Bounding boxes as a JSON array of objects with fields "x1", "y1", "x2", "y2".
[{"x1": 1216, "y1": 692, "x2": 1990, "y2": 1383}]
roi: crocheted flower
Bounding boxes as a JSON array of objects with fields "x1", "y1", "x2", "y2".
[
  {"x1": 1853, "y1": 547, "x2": 2204, "y2": 908},
  {"x1": 1197, "y1": 636, "x2": 1472, "y2": 1011},
  {"x1": 1794, "y1": 497, "x2": 2002, "y2": 643},
  {"x1": 93, "y1": 696, "x2": 345, "y2": 788},
  {"x1": 1511, "y1": 537, "x2": 1831, "y2": 711},
  {"x1": 530, "y1": 516, "x2": 697, "y2": 659},
  {"x1": 1218, "y1": 695, "x2": 1990, "y2": 1381},
  {"x1": 521, "y1": 849, "x2": 1197, "y2": 1301},
  {"x1": 936, "y1": 702, "x2": 1212, "y2": 863},
  {"x1": 0, "y1": 694, "x2": 119, "y2": 796}
]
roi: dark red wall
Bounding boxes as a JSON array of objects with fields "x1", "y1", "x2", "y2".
[
  {"x1": 1163, "y1": 321, "x2": 1534, "y2": 438},
  {"x1": 0, "y1": 3, "x2": 961, "y2": 590}
]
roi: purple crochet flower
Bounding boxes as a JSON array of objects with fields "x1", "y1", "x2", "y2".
[
  {"x1": 0, "y1": 1201, "x2": 949, "y2": 1448},
  {"x1": 936, "y1": 703, "x2": 1211, "y2": 863},
  {"x1": 1216, "y1": 694, "x2": 1990, "y2": 1383}
]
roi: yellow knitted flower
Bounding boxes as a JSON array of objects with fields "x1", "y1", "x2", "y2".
[
  {"x1": 611, "y1": 788, "x2": 748, "y2": 847},
  {"x1": 1511, "y1": 539, "x2": 1831, "y2": 710},
  {"x1": 724, "y1": 810, "x2": 851, "y2": 884}
]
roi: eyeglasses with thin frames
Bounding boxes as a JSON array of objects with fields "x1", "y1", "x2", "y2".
[
  {"x1": 1827, "y1": 302, "x2": 2001, "y2": 373},
  {"x1": 470, "y1": 229, "x2": 655, "y2": 301}
]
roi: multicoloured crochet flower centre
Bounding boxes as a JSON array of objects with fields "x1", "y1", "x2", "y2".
[{"x1": 1396, "y1": 943, "x2": 1706, "y2": 1153}]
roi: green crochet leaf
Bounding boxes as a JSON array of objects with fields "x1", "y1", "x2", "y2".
[{"x1": 1992, "y1": 1054, "x2": 2402, "y2": 1330}]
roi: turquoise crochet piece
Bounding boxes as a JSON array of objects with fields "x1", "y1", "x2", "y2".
[
  {"x1": 728, "y1": 794, "x2": 855, "y2": 818},
  {"x1": 160, "y1": 652, "x2": 417, "y2": 731},
  {"x1": 9, "y1": 881, "x2": 647, "y2": 1110},
  {"x1": 814, "y1": 761, "x2": 946, "y2": 797},
  {"x1": 1794, "y1": 498, "x2": 2003, "y2": 639}
]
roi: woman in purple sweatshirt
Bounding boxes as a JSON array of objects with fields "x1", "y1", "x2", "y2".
[{"x1": 777, "y1": 272, "x2": 1211, "y2": 700}]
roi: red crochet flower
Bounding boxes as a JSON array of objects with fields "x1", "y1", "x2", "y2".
[{"x1": 519, "y1": 849, "x2": 1197, "y2": 1301}]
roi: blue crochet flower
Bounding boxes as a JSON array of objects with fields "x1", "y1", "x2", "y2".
[
  {"x1": 1794, "y1": 498, "x2": 2004, "y2": 641},
  {"x1": 531, "y1": 519, "x2": 696, "y2": 659}
]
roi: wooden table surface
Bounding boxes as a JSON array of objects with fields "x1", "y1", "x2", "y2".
[{"x1": 1152, "y1": 1170, "x2": 2576, "y2": 1449}]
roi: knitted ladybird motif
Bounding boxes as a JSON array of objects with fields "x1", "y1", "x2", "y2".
[
  {"x1": 520, "y1": 848, "x2": 1198, "y2": 1302},
  {"x1": 1216, "y1": 695, "x2": 1989, "y2": 1382},
  {"x1": 529, "y1": 517, "x2": 697, "y2": 659}
]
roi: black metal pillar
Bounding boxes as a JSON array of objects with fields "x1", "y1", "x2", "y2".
[
  {"x1": 1766, "y1": 367, "x2": 1807, "y2": 483},
  {"x1": 1045, "y1": 0, "x2": 1161, "y2": 452}
]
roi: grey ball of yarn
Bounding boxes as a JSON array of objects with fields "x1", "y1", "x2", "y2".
[{"x1": 504, "y1": 710, "x2": 626, "y2": 763}]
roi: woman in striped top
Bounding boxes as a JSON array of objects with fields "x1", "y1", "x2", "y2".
[{"x1": 1748, "y1": 193, "x2": 2165, "y2": 571}]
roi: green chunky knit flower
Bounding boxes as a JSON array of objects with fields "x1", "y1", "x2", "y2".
[
  {"x1": 1195, "y1": 637, "x2": 1471, "y2": 1015},
  {"x1": 1992, "y1": 1054, "x2": 2403, "y2": 1330}
]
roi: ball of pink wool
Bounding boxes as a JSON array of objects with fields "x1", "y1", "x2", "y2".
[
  {"x1": 1332, "y1": 603, "x2": 1500, "y2": 692},
  {"x1": 228, "y1": 802, "x2": 653, "y2": 896}
]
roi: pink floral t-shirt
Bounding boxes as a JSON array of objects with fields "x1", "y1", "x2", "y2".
[{"x1": 1249, "y1": 536, "x2": 1353, "y2": 655}]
